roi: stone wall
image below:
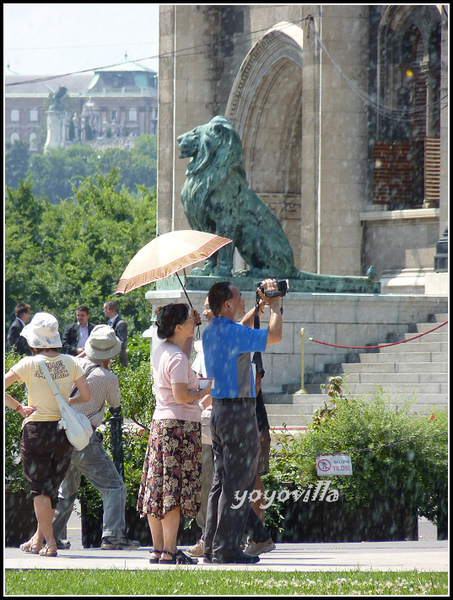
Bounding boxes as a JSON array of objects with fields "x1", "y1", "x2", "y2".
[
  {"x1": 361, "y1": 209, "x2": 440, "y2": 276},
  {"x1": 144, "y1": 288, "x2": 448, "y2": 393}
]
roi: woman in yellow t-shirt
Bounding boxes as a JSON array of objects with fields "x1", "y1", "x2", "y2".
[{"x1": 5, "y1": 312, "x2": 91, "y2": 557}]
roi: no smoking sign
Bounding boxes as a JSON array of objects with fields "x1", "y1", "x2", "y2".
[{"x1": 316, "y1": 454, "x2": 353, "y2": 476}]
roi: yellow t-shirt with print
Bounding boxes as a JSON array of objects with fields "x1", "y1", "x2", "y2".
[{"x1": 11, "y1": 354, "x2": 84, "y2": 426}]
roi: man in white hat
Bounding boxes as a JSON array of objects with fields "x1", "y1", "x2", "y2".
[{"x1": 52, "y1": 324, "x2": 140, "y2": 550}]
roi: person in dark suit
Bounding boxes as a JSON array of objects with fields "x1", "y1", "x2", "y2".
[
  {"x1": 8, "y1": 302, "x2": 32, "y2": 356},
  {"x1": 62, "y1": 305, "x2": 95, "y2": 356},
  {"x1": 103, "y1": 300, "x2": 128, "y2": 366}
]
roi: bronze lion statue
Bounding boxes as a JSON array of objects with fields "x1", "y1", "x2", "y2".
[
  {"x1": 178, "y1": 116, "x2": 296, "y2": 278},
  {"x1": 177, "y1": 116, "x2": 379, "y2": 292}
]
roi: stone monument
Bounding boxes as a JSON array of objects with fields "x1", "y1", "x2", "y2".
[
  {"x1": 44, "y1": 86, "x2": 68, "y2": 152},
  {"x1": 174, "y1": 116, "x2": 380, "y2": 293}
]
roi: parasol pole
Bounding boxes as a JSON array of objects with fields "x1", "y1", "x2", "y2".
[
  {"x1": 175, "y1": 271, "x2": 201, "y2": 340},
  {"x1": 176, "y1": 272, "x2": 194, "y2": 308}
]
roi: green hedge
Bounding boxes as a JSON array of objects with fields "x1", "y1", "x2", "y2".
[{"x1": 263, "y1": 377, "x2": 448, "y2": 534}]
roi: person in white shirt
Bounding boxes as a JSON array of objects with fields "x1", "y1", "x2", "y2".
[{"x1": 62, "y1": 305, "x2": 95, "y2": 356}]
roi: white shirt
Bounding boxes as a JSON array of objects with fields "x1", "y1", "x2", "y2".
[{"x1": 78, "y1": 325, "x2": 90, "y2": 348}]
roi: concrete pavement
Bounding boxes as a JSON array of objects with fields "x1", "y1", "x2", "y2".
[
  {"x1": 5, "y1": 505, "x2": 447, "y2": 573},
  {"x1": 4, "y1": 540, "x2": 449, "y2": 572}
]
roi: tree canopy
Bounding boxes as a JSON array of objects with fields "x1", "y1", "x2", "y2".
[
  {"x1": 5, "y1": 140, "x2": 30, "y2": 189},
  {"x1": 5, "y1": 172, "x2": 156, "y2": 340},
  {"x1": 5, "y1": 134, "x2": 157, "y2": 204}
]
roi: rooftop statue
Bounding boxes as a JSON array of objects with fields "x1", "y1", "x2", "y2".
[
  {"x1": 46, "y1": 85, "x2": 68, "y2": 111},
  {"x1": 178, "y1": 116, "x2": 379, "y2": 293}
]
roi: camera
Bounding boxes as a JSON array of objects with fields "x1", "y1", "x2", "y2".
[{"x1": 255, "y1": 279, "x2": 289, "y2": 298}]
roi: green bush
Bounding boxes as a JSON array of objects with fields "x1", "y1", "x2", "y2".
[
  {"x1": 263, "y1": 376, "x2": 448, "y2": 530},
  {"x1": 111, "y1": 349, "x2": 155, "y2": 429},
  {"x1": 120, "y1": 333, "x2": 152, "y2": 369},
  {"x1": 4, "y1": 350, "x2": 30, "y2": 492}
]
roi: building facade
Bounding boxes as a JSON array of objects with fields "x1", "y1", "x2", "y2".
[
  {"x1": 5, "y1": 60, "x2": 158, "y2": 151},
  {"x1": 157, "y1": 4, "x2": 448, "y2": 293}
]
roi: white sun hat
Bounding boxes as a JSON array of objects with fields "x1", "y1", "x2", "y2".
[{"x1": 20, "y1": 312, "x2": 62, "y2": 349}]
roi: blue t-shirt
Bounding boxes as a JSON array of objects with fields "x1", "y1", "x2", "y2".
[{"x1": 202, "y1": 317, "x2": 268, "y2": 399}]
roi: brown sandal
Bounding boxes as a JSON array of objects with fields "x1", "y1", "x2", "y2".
[
  {"x1": 20, "y1": 539, "x2": 42, "y2": 554},
  {"x1": 39, "y1": 545, "x2": 58, "y2": 557}
]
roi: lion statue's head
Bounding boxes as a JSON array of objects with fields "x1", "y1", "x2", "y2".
[{"x1": 177, "y1": 116, "x2": 245, "y2": 178}]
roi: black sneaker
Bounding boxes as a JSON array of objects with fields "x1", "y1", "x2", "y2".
[
  {"x1": 101, "y1": 536, "x2": 140, "y2": 550},
  {"x1": 212, "y1": 550, "x2": 260, "y2": 564},
  {"x1": 56, "y1": 539, "x2": 71, "y2": 550}
]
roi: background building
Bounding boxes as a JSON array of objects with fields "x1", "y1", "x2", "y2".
[
  {"x1": 5, "y1": 59, "x2": 158, "y2": 151},
  {"x1": 156, "y1": 4, "x2": 448, "y2": 294}
]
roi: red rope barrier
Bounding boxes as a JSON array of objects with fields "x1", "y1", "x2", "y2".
[{"x1": 308, "y1": 320, "x2": 448, "y2": 350}]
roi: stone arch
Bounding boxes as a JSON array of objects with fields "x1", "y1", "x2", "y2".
[
  {"x1": 225, "y1": 21, "x2": 303, "y2": 194},
  {"x1": 225, "y1": 22, "x2": 303, "y2": 268}
]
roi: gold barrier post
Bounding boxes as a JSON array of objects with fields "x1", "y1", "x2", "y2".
[{"x1": 295, "y1": 328, "x2": 307, "y2": 394}]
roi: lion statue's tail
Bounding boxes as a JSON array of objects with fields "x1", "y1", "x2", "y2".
[{"x1": 288, "y1": 265, "x2": 379, "y2": 293}]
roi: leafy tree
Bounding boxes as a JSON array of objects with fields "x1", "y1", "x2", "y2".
[
  {"x1": 5, "y1": 172, "x2": 156, "y2": 341},
  {"x1": 5, "y1": 140, "x2": 30, "y2": 188},
  {"x1": 5, "y1": 350, "x2": 30, "y2": 492},
  {"x1": 5, "y1": 181, "x2": 50, "y2": 324},
  {"x1": 28, "y1": 145, "x2": 99, "y2": 203},
  {"x1": 24, "y1": 135, "x2": 157, "y2": 203}
]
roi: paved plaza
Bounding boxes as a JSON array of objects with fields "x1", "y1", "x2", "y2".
[
  {"x1": 5, "y1": 508, "x2": 447, "y2": 573},
  {"x1": 4, "y1": 540, "x2": 448, "y2": 572}
]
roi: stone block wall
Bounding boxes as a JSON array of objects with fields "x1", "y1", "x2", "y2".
[{"x1": 144, "y1": 289, "x2": 447, "y2": 393}]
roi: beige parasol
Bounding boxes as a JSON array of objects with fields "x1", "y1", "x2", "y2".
[{"x1": 115, "y1": 230, "x2": 232, "y2": 304}]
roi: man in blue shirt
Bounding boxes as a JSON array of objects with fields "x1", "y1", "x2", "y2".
[{"x1": 202, "y1": 280, "x2": 282, "y2": 564}]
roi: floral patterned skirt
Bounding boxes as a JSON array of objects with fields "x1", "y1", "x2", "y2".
[{"x1": 137, "y1": 419, "x2": 201, "y2": 520}]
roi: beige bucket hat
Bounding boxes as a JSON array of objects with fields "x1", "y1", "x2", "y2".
[{"x1": 85, "y1": 324, "x2": 122, "y2": 360}]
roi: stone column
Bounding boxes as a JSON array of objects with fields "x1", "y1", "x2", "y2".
[{"x1": 157, "y1": 5, "x2": 176, "y2": 235}]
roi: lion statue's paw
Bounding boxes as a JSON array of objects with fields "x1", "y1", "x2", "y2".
[
  {"x1": 232, "y1": 270, "x2": 249, "y2": 278},
  {"x1": 191, "y1": 265, "x2": 213, "y2": 277}
]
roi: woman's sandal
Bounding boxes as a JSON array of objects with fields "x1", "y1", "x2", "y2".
[
  {"x1": 20, "y1": 538, "x2": 42, "y2": 554},
  {"x1": 158, "y1": 549, "x2": 198, "y2": 565},
  {"x1": 149, "y1": 549, "x2": 162, "y2": 564},
  {"x1": 39, "y1": 545, "x2": 58, "y2": 557},
  {"x1": 176, "y1": 549, "x2": 198, "y2": 564}
]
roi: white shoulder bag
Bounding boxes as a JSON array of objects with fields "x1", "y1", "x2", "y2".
[{"x1": 37, "y1": 357, "x2": 93, "y2": 451}]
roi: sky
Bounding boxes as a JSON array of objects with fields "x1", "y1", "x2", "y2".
[{"x1": 4, "y1": 3, "x2": 160, "y2": 76}]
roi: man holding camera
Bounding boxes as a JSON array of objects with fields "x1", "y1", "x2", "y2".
[{"x1": 202, "y1": 279, "x2": 283, "y2": 564}]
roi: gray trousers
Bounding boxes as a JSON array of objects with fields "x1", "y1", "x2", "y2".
[
  {"x1": 52, "y1": 431, "x2": 127, "y2": 541},
  {"x1": 196, "y1": 443, "x2": 214, "y2": 534},
  {"x1": 204, "y1": 399, "x2": 268, "y2": 558}
]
